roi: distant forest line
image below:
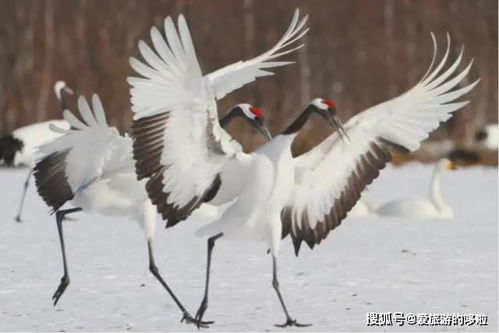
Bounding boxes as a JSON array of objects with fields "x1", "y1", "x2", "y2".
[{"x1": 0, "y1": 0, "x2": 496, "y2": 153}]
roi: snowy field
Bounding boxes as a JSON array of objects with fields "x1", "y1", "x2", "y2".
[{"x1": 0, "y1": 163, "x2": 497, "y2": 332}]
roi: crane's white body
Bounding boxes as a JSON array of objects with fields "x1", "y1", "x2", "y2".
[
  {"x1": 71, "y1": 163, "x2": 149, "y2": 213},
  {"x1": 197, "y1": 134, "x2": 296, "y2": 253},
  {"x1": 376, "y1": 159, "x2": 454, "y2": 219},
  {"x1": 73, "y1": 177, "x2": 156, "y2": 236},
  {"x1": 10, "y1": 120, "x2": 70, "y2": 166}
]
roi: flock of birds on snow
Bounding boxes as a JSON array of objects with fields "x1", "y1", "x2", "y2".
[{"x1": 0, "y1": 8, "x2": 484, "y2": 328}]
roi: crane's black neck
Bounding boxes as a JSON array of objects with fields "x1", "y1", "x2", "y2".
[
  {"x1": 219, "y1": 108, "x2": 239, "y2": 128},
  {"x1": 59, "y1": 91, "x2": 69, "y2": 111},
  {"x1": 282, "y1": 105, "x2": 315, "y2": 135}
]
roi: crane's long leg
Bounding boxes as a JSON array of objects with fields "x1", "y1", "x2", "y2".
[
  {"x1": 147, "y1": 240, "x2": 213, "y2": 328},
  {"x1": 52, "y1": 207, "x2": 82, "y2": 306},
  {"x1": 14, "y1": 169, "x2": 33, "y2": 223},
  {"x1": 272, "y1": 255, "x2": 311, "y2": 328},
  {"x1": 194, "y1": 232, "x2": 223, "y2": 327}
]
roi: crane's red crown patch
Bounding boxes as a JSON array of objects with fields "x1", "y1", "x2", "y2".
[
  {"x1": 249, "y1": 107, "x2": 264, "y2": 118},
  {"x1": 322, "y1": 99, "x2": 336, "y2": 109}
]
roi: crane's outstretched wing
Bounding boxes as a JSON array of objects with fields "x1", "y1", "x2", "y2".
[
  {"x1": 204, "y1": 8, "x2": 309, "y2": 100},
  {"x1": 34, "y1": 95, "x2": 131, "y2": 212},
  {"x1": 282, "y1": 35, "x2": 479, "y2": 255},
  {"x1": 129, "y1": 11, "x2": 306, "y2": 227},
  {"x1": 129, "y1": 14, "x2": 239, "y2": 227}
]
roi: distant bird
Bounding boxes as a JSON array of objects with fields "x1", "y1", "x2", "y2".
[
  {"x1": 33, "y1": 94, "x2": 270, "y2": 326},
  {"x1": 376, "y1": 158, "x2": 456, "y2": 219},
  {"x1": 474, "y1": 123, "x2": 499, "y2": 150},
  {"x1": 131, "y1": 32, "x2": 478, "y2": 326},
  {"x1": 0, "y1": 81, "x2": 72, "y2": 222}
]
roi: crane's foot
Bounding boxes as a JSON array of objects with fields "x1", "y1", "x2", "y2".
[
  {"x1": 52, "y1": 275, "x2": 70, "y2": 306},
  {"x1": 194, "y1": 297, "x2": 210, "y2": 328},
  {"x1": 181, "y1": 312, "x2": 214, "y2": 329},
  {"x1": 15, "y1": 216, "x2": 23, "y2": 223},
  {"x1": 275, "y1": 318, "x2": 311, "y2": 328}
]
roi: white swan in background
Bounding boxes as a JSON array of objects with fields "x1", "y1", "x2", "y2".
[{"x1": 376, "y1": 158, "x2": 456, "y2": 218}]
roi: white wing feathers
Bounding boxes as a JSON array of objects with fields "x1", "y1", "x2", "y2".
[
  {"x1": 129, "y1": 15, "x2": 205, "y2": 120},
  {"x1": 205, "y1": 8, "x2": 309, "y2": 100},
  {"x1": 128, "y1": 10, "x2": 307, "y2": 226},
  {"x1": 128, "y1": 9, "x2": 308, "y2": 117},
  {"x1": 38, "y1": 95, "x2": 130, "y2": 193},
  {"x1": 354, "y1": 36, "x2": 477, "y2": 153},
  {"x1": 283, "y1": 35, "x2": 479, "y2": 254},
  {"x1": 128, "y1": 14, "x2": 234, "y2": 226}
]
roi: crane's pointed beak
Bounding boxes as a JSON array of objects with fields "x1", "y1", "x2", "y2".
[
  {"x1": 252, "y1": 118, "x2": 272, "y2": 141},
  {"x1": 63, "y1": 85, "x2": 74, "y2": 95},
  {"x1": 259, "y1": 125, "x2": 273, "y2": 141},
  {"x1": 327, "y1": 113, "x2": 349, "y2": 142}
]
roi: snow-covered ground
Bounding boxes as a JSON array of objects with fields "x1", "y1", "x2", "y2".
[{"x1": 0, "y1": 164, "x2": 497, "y2": 332}]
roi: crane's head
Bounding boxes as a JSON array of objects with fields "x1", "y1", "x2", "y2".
[
  {"x1": 226, "y1": 103, "x2": 272, "y2": 140},
  {"x1": 0, "y1": 134, "x2": 24, "y2": 166},
  {"x1": 53, "y1": 81, "x2": 74, "y2": 102},
  {"x1": 308, "y1": 98, "x2": 348, "y2": 140}
]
